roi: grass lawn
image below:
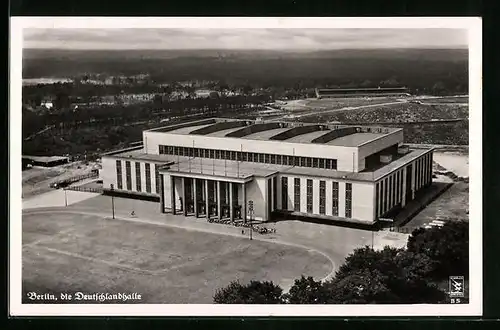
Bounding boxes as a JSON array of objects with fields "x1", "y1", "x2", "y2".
[{"x1": 22, "y1": 213, "x2": 331, "y2": 304}]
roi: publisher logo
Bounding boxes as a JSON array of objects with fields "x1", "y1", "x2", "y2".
[{"x1": 449, "y1": 276, "x2": 465, "y2": 298}]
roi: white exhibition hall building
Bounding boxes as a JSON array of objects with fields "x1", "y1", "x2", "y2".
[{"x1": 101, "y1": 118, "x2": 433, "y2": 225}]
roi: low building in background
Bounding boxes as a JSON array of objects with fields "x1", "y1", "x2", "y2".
[
  {"x1": 315, "y1": 87, "x2": 410, "y2": 98},
  {"x1": 101, "y1": 118, "x2": 433, "y2": 225},
  {"x1": 22, "y1": 155, "x2": 70, "y2": 167}
]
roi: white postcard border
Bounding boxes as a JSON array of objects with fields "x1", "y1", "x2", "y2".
[{"x1": 9, "y1": 16, "x2": 482, "y2": 317}]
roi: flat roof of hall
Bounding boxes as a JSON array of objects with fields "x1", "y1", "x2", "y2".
[
  {"x1": 104, "y1": 146, "x2": 431, "y2": 182},
  {"x1": 146, "y1": 118, "x2": 399, "y2": 147}
]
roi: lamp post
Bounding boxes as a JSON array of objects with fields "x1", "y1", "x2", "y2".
[
  {"x1": 110, "y1": 184, "x2": 115, "y2": 219},
  {"x1": 64, "y1": 188, "x2": 68, "y2": 207}
]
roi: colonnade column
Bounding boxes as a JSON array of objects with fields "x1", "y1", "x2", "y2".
[
  {"x1": 229, "y1": 182, "x2": 234, "y2": 222},
  {"x1": 205, "y1": 179, "x2": 210, "y2": 220},
  {"x1": 242, "y1": 182, "x2": 247, "y2": 223},
  {"x1": 182, "y1": 177, "x2": 187, "y2": 216},
  {"x1": 171, "y1": 175, "x2": 176, "y2": 215},
  {"x1": 193, "y1": 178, "x2": 198, "y2": 218}
]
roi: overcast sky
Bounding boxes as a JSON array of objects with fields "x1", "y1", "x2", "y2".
[{"x1": 23, "y1": 28, "x2": 468, "y2": 50}]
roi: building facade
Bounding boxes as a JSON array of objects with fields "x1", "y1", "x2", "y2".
[{"x1": 101, "y1": 118, "x2": 433, "y2": 224}]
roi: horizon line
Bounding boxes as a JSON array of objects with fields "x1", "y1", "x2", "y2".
[{"x1": 24, "y1": 46, "x2": 469, "y2": 51}]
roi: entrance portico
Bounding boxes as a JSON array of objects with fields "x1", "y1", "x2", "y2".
[{"x1": 160, "y1": 171, "x2": 251, "y2": 223}]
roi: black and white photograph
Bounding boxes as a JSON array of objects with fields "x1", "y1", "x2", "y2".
[{"x1": 9, "y1": 17, "x2": 482, "y2": 316}]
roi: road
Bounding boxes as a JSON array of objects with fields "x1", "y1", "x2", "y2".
[
  {"x1": 274, "y1": 100, "x2": 408, "y2": 121},
  {"x1": 24, "y1": 125, "x2": 55, "y2": 141}
]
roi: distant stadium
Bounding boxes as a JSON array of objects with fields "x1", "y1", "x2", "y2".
[{"x1": 315, "y1": 87, "x2": 410, "y2": 99}]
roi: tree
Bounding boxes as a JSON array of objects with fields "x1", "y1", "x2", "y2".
[
  {"x1": 407, "y1": 221, "x2": 469, "y2": 280},
  {"x1": 213, "y1": 280, "x2": 284, "y2": 304},
  {"x1": 284, "y1": 276, "x2": 329, "y2": 304},
  {"x1": 325, "y1": 268, "x2": 398, "y2": 304},
  {"x1": 326, "y1": 246, "x2": 446, "y2": 304}
]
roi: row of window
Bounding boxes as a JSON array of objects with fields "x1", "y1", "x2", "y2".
[
  {"x1": 159, "y1": 145, "x2": 338, "y2": 170},
  {"x1": 286, "y1": 178, "x2": 348, "y2": 218},
  {"x1": 375, "y1": 153, "x2": 433, "y2": 218},
  {"x1": 416, "y1": 152, "x2": 433, "y2": 192},
  {"x1": 376, "y1": 167, "x2": 405, "y2": 218},
  {"x1": 115, "y1": 160, "x2": 160, "y2": 194}
]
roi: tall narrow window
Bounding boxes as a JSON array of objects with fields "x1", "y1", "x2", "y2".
[
  {"x1": 116, "y1": 160, "x2": 123, "y2": 189},
  {"x1": 395, "y1": 172, "x2": 399, "y2": 204},
  {"x1": 267, "y1": 179, "x2": 272, "y2": 216},
  {"x1": 389, "y1": 175, "x2": 393, "y2": 209},
  {"x1": 145, "y1": 163, "x2": 151, "y2": 193},
  {"x1": 272, "y1": 176, "x2": 277, "y2": 211},
  {"x1": 154, "y1": 164, "x2": 160, "y2": 194},
  {"x1": 375, "y1": 182, "x2": 380, "y2": 218},
  {"x1": 135, "y1": 162, "x2": 142, "y2": 192},
  {"x1": 125, "y1": 161, "x2": 132, "y2": 190},
  {"x1": 294, "y1": 178, "x2": 301, "y2": 212},
  {"x1": 332, "y1": 181, "x2": 339, "y2": 216},
  {"x1": 306, "y1": 179, "x2": 313, "y2": 213},
  {"x1": 319, "y1": 180, "x2": 326, "y2": 214},
  {"x1": 380, "y1": 179, "x2": 385, "y2": 215},
  {"x1": 398, "y1": 171, "x2": 402, "y2": 203},
  {"x1": 384, "y1": 178, "x2": 389, "y2": 214},
  {"x1": 345, "y1": 183, "x2": 352, "y2": 218},
  {"x1": 281, "y1": 177, "x2": 288, "y2": 210}
]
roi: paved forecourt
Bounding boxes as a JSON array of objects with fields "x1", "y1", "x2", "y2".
[{"x1": 22, "y1": 195, "x2": 408, "y2": 303}]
